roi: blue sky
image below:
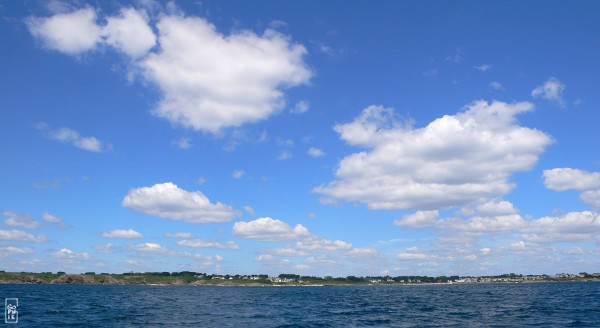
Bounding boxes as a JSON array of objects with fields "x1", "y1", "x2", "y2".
[{"x1": 1, "y1": 0, "x2": 599, "y2": 277}]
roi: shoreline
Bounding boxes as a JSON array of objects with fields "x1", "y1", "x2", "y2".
[{"x1": 1, "y1": 271, "x2": 599, "y2": 287}]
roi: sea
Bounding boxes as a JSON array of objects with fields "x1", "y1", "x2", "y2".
[{"x1": 1, "y1": 282, "x2": 599, "y2": 327}]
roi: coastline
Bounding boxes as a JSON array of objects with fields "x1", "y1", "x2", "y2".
[{"x1": 1, "y1": 271, "x2": 599, "y2": 286}]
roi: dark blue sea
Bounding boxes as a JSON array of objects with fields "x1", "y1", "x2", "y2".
[{"x1": 1, "y1": 282, "x2": 599, "y2": 327}]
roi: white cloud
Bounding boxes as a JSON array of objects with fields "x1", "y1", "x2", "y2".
[
  {"x1": 314, "y1": 101, "x2": 552, "y2": 211},
  {"x1": 523, "y1": 211, "x2": 600, "y2": 243},
  {"x1": 141, "y1": 15, "x2": 311, "y2": 132},
  {"x1": 0, "y1": 246, "x2": 34, "y2": 257},
  {"x1": 320, "y1": 44, "x2": 335, "y2": 57},
  {"x1": 581, "y1": 190, "x2": 600, "y2": 209},
  {"x1": 543, "y1": 168, "x2": 600, "y2": 191},
  {"x1": 349, "y1": 247, "x2": 378, "y2": 257},
  {"x1": 53, "y1": 248, "x2": 91, "y2": 260},
  {"x1": 394, "y1": 210, "x2": 439, "y2": 228},
  {"x1": 489, "y1": 81, "x2": 504, "y2": 91},
  {"x1": 165, "y1": 232, "x2": 195, "y2": 239},
  {"x1": 296, "y1": 238, "x2": 353, "y2": 253},
  {"x1": 37, "y1": 122, "x2": 110, "y2": 152},
  {"x1": 28, "y1": 8, "x2": 311, "y2": 133},
  {"x1": 100, "y1": 229, "x2": 143, "y2": 239},
  {"x1": 531, "y1": 77, "x2": 566, "y2": 107},
  {"x1": 131, "y1": 242, "x2": 168, "y2": 253},
  {"x1": 476, "y1": 199, "x2": 518, "y2": 216},
  {"x1": 437, "y1": 214, "x2": 525, "y2": 235},
  {"x1": 94, "y1": 243, "x2": 114, "y2": 254},
  {"x1": 0, "y1": 229, "x2": 47, "y2": 242},
  {"x1": 26, "y1": 8, "x2": 102, "y2": 55},
  {"x1": 256, "y1": 254, "x2": 275, "y2": 262},
  {"x1": 244, "y1": 206, "x2": 256, "y2": 216},
  {"x1": 307, "y1": 147, "x2": 325, "y2": 157},
  {"x1": 563, "y1": 247, "x2": 585, "y2": 255},
  {"x1": 232, "y1": 217, "x2": 310, "y2": 241},
  {"x1": 397, "y1": 247, "x2": 429, "y2": 260},
  {"x1": 270, "y1": 237, "x2": 354, "y2": 257},
  {"x1": 2, "y1": 211, "x2": 42, "y2": 229},
  {"x1": 27, "y1": 6, "x2": 155, "y2": 58},
  {"x1": 102, "y1": 7, "x2": 155, "y2": 58},
  {"x1": 122, "y1": 182, "x2": 241, "y2": 223},
  {"x1": 33, "y1": 178, "x2": 70, "y2": 190},
  {"x1": 176, "y1": 239, "x2": 239, "y2": 250},
  {"x1": 43, "y1": 212, "x2": 62, "y2": 223},
  {"x1": 277, "y1": 138, "x2": 295, "y2": 147},
  {"x1": 277, "y1": 150, "x2": 292, "y2": 160},
  {"x1": 474, "y1": 64, "x2": 491, "y2": 72},
  {"x1": 43, "y1": 212, "x2": 70, "y2": 229},
  {"x1": 171, "y1": 137, "x2": 192, "y2": 149},
  {"x1": 446, "y1": 48, "x2": 462, "y2": 63},
  {"x1": 232, "y1": 170, "x2": 245, "y2": 179},
  {"x1": 290, "y1": 100, "x2": 309, "y2": 114},
  {"x1": 543, "y1": 168, "x2": 600, "y2": 209}
]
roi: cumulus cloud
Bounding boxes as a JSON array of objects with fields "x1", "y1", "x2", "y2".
[
  {"x1": 543, "y1": 168, "x2": 600, "y2": 208},
  {"x1": 27, "y1": 7, "x2": 311, "y2": 133},
  {"x1": 271, "y1": 238, "x2": 354, "y2": 257},
  {"x1": 307, "y1": 147, "x2": 325, "y2": 157},
  {"x1": 349, "y1": 247, "x2": 379, "y2": 257},
  {"x1": 0, "y1": 246, "x2": 34, "y2": 257},
  {"x1": 314, "y1": 101, "x2": 552, "y2": 211},
  {"x1": 43, "y1": 212, "x2": 71, "y2": 228},
  {"x1": 531, "y1": 77, "x2": 566, "y2": 107},
  {"x1": 141, "y1": 15, "x2": 311, "y2": 132},
  {"x1": 244, "y1": 206, "x2": 256, "y2": 216},
  {"x1": 100, "y1": 229, "x2": 143, "y2": 239},
  {"x1": 581, "y1": 190, "x2": 600, "y2": 209},
  {"x1": 394, "y1": 210, "x2": 439, "y2": 228},
  {"x1": 437, "y1": 214, "x2": 525, "y2": 235},
  {"x1": 2, "y1": 211, "x2": 42, "y2": 229},
  {"x1": 171, "y1": 137, "x2": 192, "y2": 149},
  {"x1": 232, "y1": 170, "x2": 245, "y2": 179},
  {"x1": 165, "y1": 232, "x2": 195, "y2": 239},
  {"x1": 53, "y1": 248, "x2": 91, "y2": 260},
  {"x1": 397, "y1": 247, "x2": 429, "y2": 260},
  {"x1": 277, "y1": 150, "x2": 292, "y2": 160},
  {"x1": 176, "y1": 239, "x2": 239, "y2": 250},
  {"x1": 122, "y1": 182, "x2": 241, "y2": 223},
  {"x1": 476, "y1": 199, "x2": 518, "y2": 216},
  {"x1": 37, "y1": 122, "x2": 110, "y2": 152},
  {"x1": 295, "y1": 238, "x2": 352, "y2": 253},
  {"x1": 543, "y1": 168, "x2": 600, "y2": 191},
  {"x1": 0, "y1": 229, "x2": 47, "y2": 242},
  {"x1": 290, "y1": 100, "x2": 310, "y2": 114},
  {"x1": 94, "y1": 243, "x2": 114, "y2": 254},
  {"x1": 130, "y1": 242, "x2": 168, "y2": 253},
  {"x1": 232, "y1": 217, "x2": 310, "y2": 241},
  {"x1": 26, "y1": 8, "x2": 102, "y2": 55},
  {"x1": 523, "y1": 211, "x2": 600, "y2": 243},
  {"x1": 474, "y1": 64, "x2": 491, "y2": 72},
  {"x1": 102, "y1": 7, "x2": 156, "y2": 58},
  {"x1": 27, "y1": 7, "x2": 154, "y2": 58},
  {"x1": 489, "y1": 81, "x2": 504, "y2": 91}
]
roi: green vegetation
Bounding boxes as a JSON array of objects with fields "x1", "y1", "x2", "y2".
[{"x1": 0, "y1": 271, "x2": 598, "y2": 286}]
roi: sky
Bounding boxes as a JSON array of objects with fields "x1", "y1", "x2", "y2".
[{"x1": 1, "y1": 1, "x2": 599, "y2": 277}]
